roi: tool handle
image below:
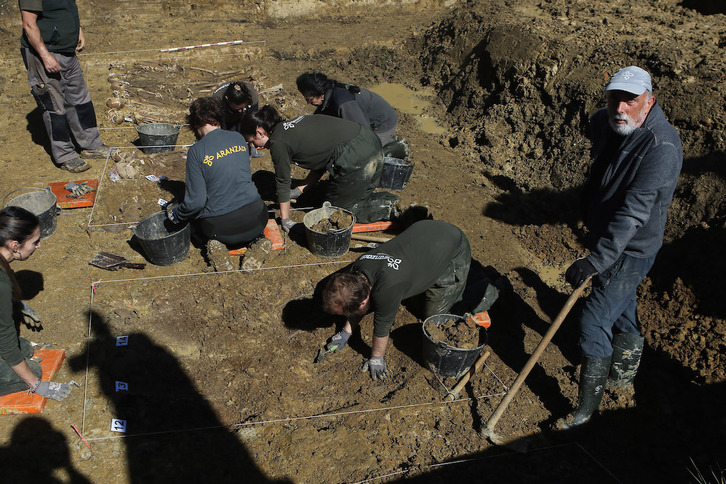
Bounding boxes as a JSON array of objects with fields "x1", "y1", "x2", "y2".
[
  {"x1": 483, "y1": 278, "x2": 591, "y2": 432},
  {"x1": 445, "y1": 350, "x2": 491, "y2": 401},
  {"x1": 350, "y1": 233, "x2": 392, "y2": 243}
]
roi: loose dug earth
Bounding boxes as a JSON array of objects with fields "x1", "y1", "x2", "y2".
[
  {"x1": 310, "y1": 209, "x2": 354, "y2": 233},
  {"x1": 0, "y1": 0, "x2": 725, "y2": 483},
  {"x1": 425, "y1": 318, "x2": 482, "y2": 350}
]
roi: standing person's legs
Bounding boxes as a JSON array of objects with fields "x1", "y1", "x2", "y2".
[
  {"x1": 21, "y1": 48, "x2": 78, "y2": 165},
  {"x1": 423, "y1": 234, "x2": 471, "y2": 317},
  {"x1": 579, "y1": 254, "x2": 655, "y2": 358},
  {"x1": 60, "y1": 54, "x2": 103, "y2": 151}
]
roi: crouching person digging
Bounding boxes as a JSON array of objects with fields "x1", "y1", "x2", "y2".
[
  {"x1": 320, "y1": 220, "x2": 471, "y2": 380},
  {"x1": 166, "y1": 98, "x2": 271, "y2": 272}
]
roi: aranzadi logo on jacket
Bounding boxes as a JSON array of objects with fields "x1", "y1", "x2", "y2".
[
  {"x1": 282, "y1": 116, "x2": 305, "y2": 130},
  {"x1": 360, "y1": 253, "x2": 402, "y2": 270},
  {"x1": 204, "y1": 144, "x2": 247, "y2": 166}
]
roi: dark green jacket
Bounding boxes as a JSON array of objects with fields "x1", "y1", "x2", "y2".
[
  {"x1": 269, "y1": 115, "x2": 361, "y2": 202},
  {"x1": 349, "y1": 220, "x2": 467, "y2": 337},
  {"x1": 20, "y1": 0, "x2": 81, "y2": 54},
  {"x1": 0, "y1": 271, "x2": 23, "y2": 367}
]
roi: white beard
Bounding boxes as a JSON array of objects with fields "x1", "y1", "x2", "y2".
[{"x1": 608, "y1": 114, "x2": 638, "y2": 136}]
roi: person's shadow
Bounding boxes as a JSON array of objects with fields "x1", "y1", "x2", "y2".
[
  {"x1": 0, "y1": 416, "x2": 91, "y2": 483},
  {"x1": 69, "y1": 311, "x2": 288, "y2": 483}
]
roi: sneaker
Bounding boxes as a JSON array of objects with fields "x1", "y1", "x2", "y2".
[
  {"x1": 61, "y1": 157, "x2": 91, "y2": 173},
  {"x1": 206, "y1": 239, "x2": 234, "y2": 272},
  {"x1": 81, "y1": 144, "x2": 120, "y2": 159},
  {"x1": 241, "y1": 237, "x2": 272, "y2": 272}
]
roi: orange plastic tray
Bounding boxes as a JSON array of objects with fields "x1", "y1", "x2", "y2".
[
  {"x1": 352, "y1": 221, "x2": 398, "y2": 233},
  {"x1": 48, "y1": 179, "x2": 99, "y2": 209},
  {"x1": 0, "y1": 349, "x2": 66, "y2": 415},
  {"x1": 228, "y1": 219, "x2": 285, "y2": 255}
]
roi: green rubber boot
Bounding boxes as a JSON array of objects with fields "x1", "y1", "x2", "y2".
[
  {"x1": 554, "y1": 356, "x2": 611, "y2": 430},
  {"x1": 608, "y1": 332, "x2": 644, "y2": 389}
]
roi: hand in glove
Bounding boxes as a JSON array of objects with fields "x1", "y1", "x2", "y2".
[
  {"x1": 14, "y1": 301, "x2": 42, "y2": 330},
  {"x1": 33, "y1": 381, "x2": 72, "y2": 401},
  {"x1": 290, "y1": 187, "x2": 303, "y2": 201},
  {"x1": 325, "y1": 329, "x2": 351, "y2": 353},
  {"x1": 166, "y1": 202, "x2": 181, "y2": 224},
  {"x1": 565, "y1": 258, "x2": 598, "y2": 287},
  {"x1": 362, "y1": 356, "x2": 387, "y2": 380},
  {"x1": 281, "y1": 218, "x2": 297, "y2": 233}
]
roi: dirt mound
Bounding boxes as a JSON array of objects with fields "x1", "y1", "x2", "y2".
[{"x1": 416, "y1": 0, "x2": 726, "y2": 384}]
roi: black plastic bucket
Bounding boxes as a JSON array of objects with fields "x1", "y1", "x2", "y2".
[
  {"x1": 132, "y1": 212, "x2": 190, "y2": 265},
  {"x1": 379, "y1": 156, "x2": 414, "y2": 191},
  {"x1": 422, "y1": 313, "x2": 487, "y2": 379},
  {"x1": 3, "y1": 186, "x2": 59, "y2": 238},
  {"x1": 302, "y1": 201, "x2": 355, "y2": 258},
  {"x1": 136, "y1": 123, "x2": 181, "y2": 154}
]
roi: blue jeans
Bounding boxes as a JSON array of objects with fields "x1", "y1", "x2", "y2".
[{"x1": 579, "y1": 254, "x2": 656, "y2": 358}]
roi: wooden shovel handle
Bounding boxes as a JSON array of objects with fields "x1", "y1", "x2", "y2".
[
  {"x1": 350, "y1": 233, "x2": 392, "y2": 243},
  {"x1": 483, "y1": 277, "x2": 591, "y2": 433},
  {"x1": 445, "y1": 350, "x2": 491, "y2": 401}
]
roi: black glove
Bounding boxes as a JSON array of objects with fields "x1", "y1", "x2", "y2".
[
  {"x1": 565, "y1": 258, "x2": 598, "y2": 287},
  {"x1": 362, "y1": 356, "x2": 387, "y2": 380},
  {"x1": 325, "y1": 329, "x2": 351, "y2": 353}
]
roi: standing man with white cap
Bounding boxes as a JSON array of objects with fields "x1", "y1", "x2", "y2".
[{"x1": 555, "y1": 66, "x2": 683, "y2": 429}]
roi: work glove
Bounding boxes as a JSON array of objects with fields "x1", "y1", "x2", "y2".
[
  {"x1": 64, "y1": 181, "x2": 95, "y2": 198},
  {"x1": 166, "y1": 202, "x2": 181, "y2": 224},
  {"x1": 325, "y1": 329, "x2": 351, "y2": 353},
  {"x1": 14, "y1": 301, "x2": 42, "y2": 330},
  {"x1": 362, "y1": 356, "x2": 387, "y2": 380},
  {"x1": 565, "y1": 258, "x2": 598, "y2": 287},
  {"x1": 33, "y1": 381, "x2": 72, "y2": 401},
  {"x1": 290, "y1": 187, "x2": 303, "y2": 201},
  {"x1": 281, "y1": 218, "x2": 297, "y2": 233}
]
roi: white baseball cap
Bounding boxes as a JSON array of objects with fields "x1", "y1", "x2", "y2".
[{"x1": 604, "y1": 66, "x2": 652, "y2": 95}]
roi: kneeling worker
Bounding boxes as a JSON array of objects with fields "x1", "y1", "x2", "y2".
[{"x1": 321, "y1": 220, "x2": 471, "y2": 380}]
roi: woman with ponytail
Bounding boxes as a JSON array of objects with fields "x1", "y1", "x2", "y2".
[
  {"x1": 0, "y1": 206, "x2": 71, "y2": 401},
  {"x1": 296, "y1": 72, "x2": 397, "y2": 145}
]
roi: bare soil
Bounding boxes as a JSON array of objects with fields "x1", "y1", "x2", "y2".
[{"x1": 1, "y1": 0, "x2": 725, "y2": 483}]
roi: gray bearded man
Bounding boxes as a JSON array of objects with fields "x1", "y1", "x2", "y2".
[{"x1": 556, "y1": 66, "x2": 683, "y2": 429}]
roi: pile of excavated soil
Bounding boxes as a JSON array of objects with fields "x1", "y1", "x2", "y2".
[
  {"x1": 425, "y1": 318, "x2": 482, "y2": 350},
  {"x1": 310, "y1": 208, "x2": 354, "y2": 233}
]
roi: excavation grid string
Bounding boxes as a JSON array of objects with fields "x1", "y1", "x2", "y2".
[{"x1": 82, "y1": 391, "x2": 507, "y2": 443}]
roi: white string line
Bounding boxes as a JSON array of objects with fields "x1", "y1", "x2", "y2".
[
  {"x1": 87, "y1": 151, "x2": 115, "y2": 228},
  {"x1": 82, "y1": 392, "x2": 507, "y2": 442},
  {"x1": 87, "y1": 207, "x2": 315, "y2": 228},
  {"x1": 0, "y1": 41, "x2": 267, "y2": 63},
  {"x1": 484, "y1": 359, "x2": 510, "y2": 392},
  {"x1": 575, "y1": 443, "x2": 625, "y2": 484},
  {"x1": 90, "y1": 260, "x2": 355, "y2": 286},
  {"x1": 81, "y1": 284, "x2": 96, "y2": 435}
]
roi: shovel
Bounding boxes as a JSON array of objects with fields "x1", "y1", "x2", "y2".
[{"x1": 480, "y1": 277, "x2": 592, "y2": 452}]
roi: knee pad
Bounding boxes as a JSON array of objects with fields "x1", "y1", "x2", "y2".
[
  {"x1": 76, "y1": 101, "x2": 98, "y2": 130},
  {"x1": 31, "y1": 83, "x2": 54, "y2": 112},
  {"x1": 50, "y1": 112, "x2": 72, "y2": 142}
]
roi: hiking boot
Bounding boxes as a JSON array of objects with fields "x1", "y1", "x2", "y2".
[
  {"x1": 61, "y1": 157, "x2": 91, "y2": 173},
  {"x1": 241, "y1": 237, "x2": 272, "y2": 272},
  {"x1": 206, "y1": 239, "x2": 233, "y2": 272},
  {"x1": 81, "y1": 144, "x2": 120, "y2": 159}
]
